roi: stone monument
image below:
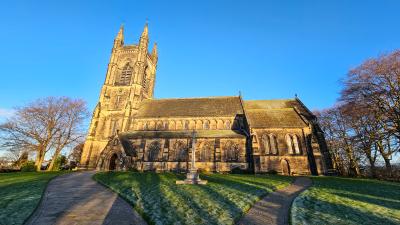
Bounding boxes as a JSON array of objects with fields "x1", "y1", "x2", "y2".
[{"x1": 176, "y1": 131, "x2": 208, "y2": 185}]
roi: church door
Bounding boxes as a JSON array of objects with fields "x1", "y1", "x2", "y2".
[
  {"x1": 109, "y1": 154, "x2": 118, "y2": 171},
  {"x1": 281, "y1": 159, "x2": 291, "y2": 175}
]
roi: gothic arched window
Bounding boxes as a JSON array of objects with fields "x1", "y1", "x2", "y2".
[
  {"x1": 225, "y1": 120, "x2": 231, "y2": 129},
  {"x1": 224, "y1": 141, "x2": 241, "y2": 162},
  {"x1": 147, "y1": 141, "x2": 161, "y2": 161},
  {"x1": 286, "y1": 134, "x2": 293, "y2": 154},
  {"x1": 118, "y1": 63, "x2": 133, "y2": 85},
  {"x1": 199, "y1": 141, "x2": 213, "y2": 162},
  {"x1": 203, "y1": 120, "x2": 210, "y2": 130},
  {"x1": 286, "y1": 134, "x2": 301, "y2": 154},
  {"x1": 262, "y1": 134, "x2": 271, "y2": 154},
  {"x1": 174, "y1": 141, "x2": 188, "y2": 162},
  {"x1": 293, "y1": 135, "x2": 300, "y2": 154},
  {"x1": 269, "y1": 134, "x2": 278, "y2": 155}
]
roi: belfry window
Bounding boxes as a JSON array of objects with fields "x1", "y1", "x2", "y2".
[{"x1": 118, "y1": 63, "x2": 132, "y2": 85}]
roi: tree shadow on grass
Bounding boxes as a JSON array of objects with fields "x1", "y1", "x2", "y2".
[
  {"x1": 293, "y1": 195, "x2": 400, "y2": 225},
  {"x1": 196, "y1": 182, "x2": 245, "y2": 223},
  {"x1": 332, "y1": 191, "x2": 400, "y2": 210}
]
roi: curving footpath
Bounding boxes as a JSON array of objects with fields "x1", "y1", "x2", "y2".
[
  {"x1": 237, "y1": 177, "x2": 312, "y2": 225},
  {"x1": 25, "y1": 171, "x2": 147, "y2": 225}
]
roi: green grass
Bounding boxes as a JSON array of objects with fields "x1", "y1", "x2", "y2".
[
  {"x1": 94, "y1": 172, "x2": 293, "y2": 225},
  {"x1": 291, "y1": 176, "x2": 400, "y2": 225},
  {"x1": 0, "y1": 172, "x2": 66, "y2": 225}
]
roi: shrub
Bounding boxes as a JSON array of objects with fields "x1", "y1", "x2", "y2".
[{"x1": 20, "y1": 161, "x2": 36, "y2": 172}]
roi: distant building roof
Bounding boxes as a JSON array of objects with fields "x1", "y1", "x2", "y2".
[{"x1": 136, "y1": 96, "x2": 244, "y2": 118}]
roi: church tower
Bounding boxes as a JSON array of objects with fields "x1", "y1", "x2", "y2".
[{"x1": 80, "y1": 23, "x2": 158, "y2": 169}]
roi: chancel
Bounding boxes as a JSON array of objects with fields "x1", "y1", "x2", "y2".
[{"x1": 80, "y1": 23, "x2": 334, "y2": 175}]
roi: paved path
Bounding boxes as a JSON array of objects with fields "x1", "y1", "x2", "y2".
[
  {"x1": 237, "y1": 177, "x2": 312, "y2": 225},
  {"x1": 25, "y1": 171, "x2": 147, "y2": 225}
]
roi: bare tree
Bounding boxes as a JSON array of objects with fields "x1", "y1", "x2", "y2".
[
  {"x1": 47, "y1": 99, "x2": 88, "y2": 171},
  {"x1": 315, "y1": 107, "x2": 363, "y2": 176},
  {"x1": 341, "y1": 50, "x2": 400, "y2": 175},
  {"x1": 0, "y1": 97, "x2": 88, "y2": 171}
]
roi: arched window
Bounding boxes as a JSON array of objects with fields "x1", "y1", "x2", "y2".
[
  {"x1": 111, "y1": 119, "x2": 119, "y2": 135},
  {"x1": 118, "y1": 63, "x2": 133, "y2": 85},
  {"x1": 203, "y1": 120, "x2": 210, "y2": 130},
  {"x1": 225, "y1": 120, "x2": 231, "y2": 129},
  {"x1": 156, "y1": 121, "x2": 163, "y2": 130},
  {"x1": 174, "y1": 141, "x2": 188, "y2": 162},
  {"x1": 269, "y1": 134, "x2": 278, "y2": 155},
  {"x1": 262, "y1": 134, "x2": 271, "y2": 154},
  {"x1": 143, "y1": 122, "x2": 148, "y2": 130},
  {"x1": 184, "y1": 120, "x2": 190, "y2": 130},
  {"x1": 199, "y1": 141, "x2": 213, "y2": 162},
  {"x1": 224, "y1": 141, "x2": 241, "y2": 162},
  {"x1": 286, "y1": 134, "x2": 294, "y2": 154},
  {"x1": 147, "y1": 141, "x2": 161, "y2": 161},
  {"x1": 293, "y1": 135, "x2": 301, "y2": 154}
]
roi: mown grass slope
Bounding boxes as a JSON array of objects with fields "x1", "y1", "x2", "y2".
[
  {"x1": 94, "y1": 172, "x2": 293, "y2": 225},
  {"x1": 0, "y1": 172, "x2": 65, "y2": 225},
  {"x1": 291, "y1": 176, "x2": 400, "y2": 225}
]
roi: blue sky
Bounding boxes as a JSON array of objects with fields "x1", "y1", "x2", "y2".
[{"x1": 1, "y1": 0, "x2": 400, "y2": 121}]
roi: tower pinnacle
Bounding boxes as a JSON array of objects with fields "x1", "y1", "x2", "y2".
[
  {"x1": 113, "y1": 24, "x2": 124, "y2": 48},
  {"x1": 141, "y1": 22, "x2": 148, "y2": 37},
  {"x1": 151, "y1": 42, "x2": 158, "y2": 64}
]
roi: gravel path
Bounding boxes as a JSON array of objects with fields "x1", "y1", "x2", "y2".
[
  {"x1": 237, "y1": 177, "x2": 312, "y2": 225},
  {"x1": 25, "y1": 171, "x2": 147, "y2": 225}
]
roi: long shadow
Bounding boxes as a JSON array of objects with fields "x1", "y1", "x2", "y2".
[
  {"x1": 196, "y1": 182, "x2": 245, "y2": 223},
  {"x1": 292, "y1": 195, "x2": 399, "y2": 225},
  {"x1": 311, "y1": 177, "x2": 400, "y2": 200},
  {"x1": 333, "y1": 191, "x2": 400, "y2": 210},
  {"x1": 159, "y1": 174, "x2": 222, "y2": 225},
  {"x1": 219, "y1": 174, "x2": 290, "y2": 191},
  {"x1": 201, "y1": 174, "x2": 270, "y2": 197},
  {"x1": 134, "y1": 172, "x2": 189, "y2": 224}
]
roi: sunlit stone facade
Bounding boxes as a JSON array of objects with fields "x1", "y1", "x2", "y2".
[{"x1": 80, "y1": 23, "x2": 333, "y2": 175}]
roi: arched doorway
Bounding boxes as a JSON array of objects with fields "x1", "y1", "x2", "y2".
[
  {"x1": 281, "y1": 159, "x2": 291, "y2": 175},
  {"x1": 109, "y1": 153, "x2": 118, "y2": 171}
]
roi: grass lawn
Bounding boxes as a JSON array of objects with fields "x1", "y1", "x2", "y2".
[
  {"x1": 0, "y1": 171, "x2": 66, "y2": 225},
  {"x1": 94, "y1": 172, "x2": 293, "y2": 225},
  {"x1": 291, "y1": 176, "x2": 400, "y2": 225}
]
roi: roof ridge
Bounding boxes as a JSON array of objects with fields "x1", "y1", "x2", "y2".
[
  {"x1": 247, "y1": 108, "x2": 295, "y2": 111},
  {"x1": 146, "y1": 96, "x2": 240, "y2": 101},
  {"x1": 245, "y1": 98, "x2": 296, "y2": 102}
]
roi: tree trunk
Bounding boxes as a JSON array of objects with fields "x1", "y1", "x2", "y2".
[
  {"x1": 368, "y1": 158, "x2": 377, "y2": 178},
  {"x1": 382, "y1": 155, "x2": 392, "y2": 177},
  {"x1": 35, "y1": 147, "x2": 45, "y2": 171},
  {"x1": 47, "y1": 147, "x2": 63, "y2": 171}
]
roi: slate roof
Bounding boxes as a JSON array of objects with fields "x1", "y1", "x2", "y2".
[
  {"x1": 246, "y1": 108, "x2": 308, "y2": 128},
  {"x1": 244, "y1": 99, "x2": 314, "y2": 118},
  {"x1": 243, "y1": 99, "x2": 311, "y2": 128},
  {"x1": 136, "y1": 96, "x2": 244, "y2": 118}
]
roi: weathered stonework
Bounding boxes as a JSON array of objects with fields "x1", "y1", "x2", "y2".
[{"x1": 80, "y1": 23, "x2": 334, "y2": 175}]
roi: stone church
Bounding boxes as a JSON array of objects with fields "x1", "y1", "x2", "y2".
[{"x1": 80, "y1": 23, "x2": 333, "y2": 175}]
